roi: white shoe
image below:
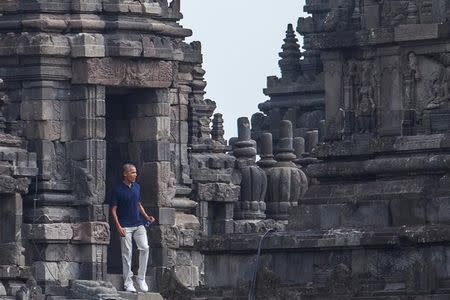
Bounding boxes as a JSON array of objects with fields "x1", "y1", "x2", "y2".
[
  {"x1": 124, "y1": 283, "x2": 136, "y2": 292},
  {"x1": 136, "y1": 277, "x2": 148, "y2": 292}
]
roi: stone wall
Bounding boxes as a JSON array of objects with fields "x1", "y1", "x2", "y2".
[
  {"x1": 0, "y1": 84, "x2": 39, "y2": 298},
  {"x1": 0, "y1": 0, "x2": 207, "y2": 295},
  {"x1": 193, "y1": 0, "x2": 450, "y2": 299}
]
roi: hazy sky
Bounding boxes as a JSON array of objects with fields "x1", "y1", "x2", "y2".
[{"x1": 181, "y1": 1, "x2": 307, "y2": 139}]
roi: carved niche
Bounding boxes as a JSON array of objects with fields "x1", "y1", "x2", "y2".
[
  {"x1": 343, "y1": 59, "x2": 379, "y2": 134},
  {"x1": 404, "y1": 53, "x2": 450, "y2": 112}
]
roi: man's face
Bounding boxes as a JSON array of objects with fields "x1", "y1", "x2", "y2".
[{"x1": 124, "y1": 166, "x2": 137, "y2": 183}]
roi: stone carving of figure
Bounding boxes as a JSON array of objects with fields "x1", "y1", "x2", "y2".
[
  {"x1": 356, "y1": 64, "x2": 376, "y2": 133},
  {"x1": 408, "y1": 52, "x2": 421, "y2": 80},
  {"x1": 405, "y1": 52, "x2": 421, "y2": 108},
  {"x1": 427, "y1": 66, "x2": 450, "y2": 109},
  {"x1": 198, "y1": 116, "x2": 211, "y2": 140},
  {"x1": 357, "y1": 85, "x2": 376, "y2": 133}
]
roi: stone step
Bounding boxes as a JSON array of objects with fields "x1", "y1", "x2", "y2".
[
  {"x1": 46, "y1": 297, "x2": 84, "y2": 300},
  {"x1": 106, "y1": 274, "x2": 156, "y2": 293},
  {"x1": 117, "y1": 291, "x2": 164, "y2": 300}
]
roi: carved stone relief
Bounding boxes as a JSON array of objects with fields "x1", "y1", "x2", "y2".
[
  {"x1": 408, "y1": 53, "x2": 450, "y2": 112},
  {"x1": 343, "y1": 59, "x2": 379, "y2": 134},
  {"x1": 72, "y1": 58, "x2": 174, "y2": 88}
]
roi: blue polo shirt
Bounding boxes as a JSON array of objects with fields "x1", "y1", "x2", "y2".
[{"x1": 110, "y1": 182, "x2": 143, "y2": 227}]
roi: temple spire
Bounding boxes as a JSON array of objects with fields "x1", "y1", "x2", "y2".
[{"x1": 278, "y1": 23, "x2": 302, "y2": 81}]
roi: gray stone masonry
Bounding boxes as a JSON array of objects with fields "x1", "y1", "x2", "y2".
[
  {"x1": 0, "y1": 0, "x2": 205, "y2": 297},
  {"x1": 193, "y1": 0, "x2": 450, "y2": 299},
  {"x1": 5, "y1": 0, "x2": 450, "y2": 299}
]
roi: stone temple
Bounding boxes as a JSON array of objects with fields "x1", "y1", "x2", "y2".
[{"x1": 1, "y1": 0, "x2": 450, "y2": 299}]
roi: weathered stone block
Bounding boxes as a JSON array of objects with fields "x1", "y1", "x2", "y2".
[
  {"x1": 427, "y1": 197, "x2": 450, "y2": 224},
  {"x1": 171, "y1": 104, "x2": 188, "y2": 121},
  {"x1": 69, "y1": 140, "x2": 106, "y2": 161},
  {"x1": 0, "y1": 244, "x2": 22, "y2": 265},
  {"x1": 0, "y1": 175, "x2": 30, "y2": 194},
  {"x1": 70, "y1": 33, "x2": 105, "y2": 57},
  {"x1": 28, "y1": 140, "x2": 55, "y2": 162},
  {"x1": 174, "y1": 266, "x2": 199, "y2": 287},
  {"x1": 85, "y1": 204, "x2": 109, "y2": 222},
  {"x1": 73, "y1": 117, "x2": 106, "y2": 139},
  {"x1": 79, "y1": 244, "x2": 108, "y2": 264},
  {"x1": 32, "y1": 244, "x2": 80, "y2": 262},
  {"x1": 150, "y1": 226, "x2": 180, "y2": 248},
  {"x1": 129, "y1": 140, "x2": 170, "y2": 162},
  {"x1": 151, "y1": 247, "x2": 176, "y2": 267},
  {"x1": 71, "y1": 0, "x2": 103, "y2": 12},
  {"x1": 106, "y1": 38, "x2": 143, "y2": 57},
  {"x1": 390, "y1": 198, "x2": 426, "y2": 226},
  {"x1": 25, "y1": 223, "x2": 73, "y2": 241},
  {"x1": 0, "y1": 282, "x2": 6, "y2": 296},
  {"x1": 129, "y1": 117, "x2": 170, "y2": 142},
  {"x1": 22, "y1": 81, "x2": 71, "y2": 102},
  {"x1": 24, "y1": 206, "x2": 79, "y2": 224},
  {"x1": 72, "y1": 222, "x2": 110, "y2": 244},
  {"x1": 140, "y1": 161, "x2": 175, "y2": 207},
  {"x1": 197, "y1": 183, "x2": 240, "y2": 202},
  {"x1": 71, "y1": 85, "x2": 105, "y2": 102},
  {"x1": 131, "y1": 103, "x2": 170, "y2": 118},
  {"x1": 71, "y1": 99, "x2": 106, "y2": 120},
  {"x1": 179, "y1": 229, "x2": 197, "y2": 247},
  {"x1": 157, "y1": 207, "x2": 175, "y2": 225},
  {"x1": 175, "y1": 212, "x2": 200, "y2": 230},
  {"x1": 16, "y1": 33, "x2": 71, "y2": 56},
  {"x1": 33, "y1": 261, "x2": 80, "y2": 283},
  {"x1": 24, "y1": 120, "x2": 62, "y2": 140},
  {"x1": 170, "y1": 120, "x2": 189, "y2": 143},
  {"x1": 395, "y1": 24, "x2": 449, "y2": 42}
]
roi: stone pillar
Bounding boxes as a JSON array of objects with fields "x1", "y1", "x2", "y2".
[
  {"x1": 257, "y1": 132, "x2": 277, "y2": 170},
  {"x1": 266, "y1": 121, "x2": 308, "y2": 220},
  {"x1": 211, "y1": 113, "x2": 226, "y2": 145},
  {"x1": 22, "y1": 82, "x2": 109, "y2": 287},
  {"x1": 70, "y1": 84, "x2": 108, "y2": 282},
  {"x1": 322, "y1": 52, "x2": 344, "y2": 141},
  {"x1": 305, "y1": 130, "x2": 319, "y2": 154},
  {"x1": 293, "y1": 137, "x2": 305, "y2": 159},
  {"x1": 233, "y1": 117, "x2": 267, "y2": 220}
]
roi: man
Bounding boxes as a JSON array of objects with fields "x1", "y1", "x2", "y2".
[{"x1": 110, "y1": 164, "x2": 156, "y2": 292}]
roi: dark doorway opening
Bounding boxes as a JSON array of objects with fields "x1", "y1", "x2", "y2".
[{"x1": 105, "y1": 87, "x2": 159, "y2": 275}]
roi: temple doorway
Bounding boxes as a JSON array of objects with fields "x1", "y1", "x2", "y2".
[{"x1": 105, "y1": 87, "x2": 164, "y2": 277}]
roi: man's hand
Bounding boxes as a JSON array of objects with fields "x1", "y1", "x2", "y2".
[
  {"x1": 138, "y1": 203, "x2": 156, "y2": 224},
  {"x1": 117, "y1": 226, "x2": 126, "y2": 237},
  {"x1": 145, "y1": 215, "x2": 156, "y2": 223}
]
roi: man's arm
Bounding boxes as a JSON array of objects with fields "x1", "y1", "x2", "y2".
[
  {"x1": 138, "y1": 203, "x2": 155, "y2": 223},
  {"x1": 111, "y1": 206, "x2": 126, "y2": 237}
]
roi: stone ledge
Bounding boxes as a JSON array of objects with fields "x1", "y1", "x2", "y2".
[
  {"x1": 307, "y1": 152, "x2": 450, "y2": 179},
  {"x1": 0, "y1": 265, "x2": 30, "y2": 279},
  {"x1": 314, "y1": 134, "x2": 450, "y2": 159},
  {"x1": 118, "y1": 291, "x2": 163, "y2": 300},
  {"x1": 0, "y1": 15, "x2": 191, "y2": 38},
  {"x1": 197, "y1": 225, "x2": 450, "y2": 253},
  {"x1": 395, "y1": 24, "x2": 450, "y2": 42},
  {"x1": 24, "y1": 222, "x2": 110, "y2": 244},
  {"x1": 0, "y1": 1, "x2": 167, "y2": 18}
]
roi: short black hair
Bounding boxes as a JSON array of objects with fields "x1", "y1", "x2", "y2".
[{"x1": 122, "y1": 163, "x2": 136, "y2": 176}]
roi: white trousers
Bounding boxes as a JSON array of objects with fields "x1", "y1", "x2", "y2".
[{"x1": 120, "y1": 225, "x2": 149, "y2": 286}]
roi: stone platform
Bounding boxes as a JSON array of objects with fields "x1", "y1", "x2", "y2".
[{"x1": 196, "y1": 225, "x2": 450, "y2": 299}]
